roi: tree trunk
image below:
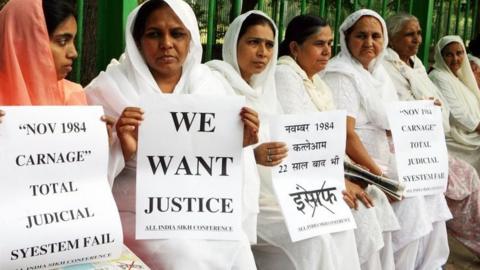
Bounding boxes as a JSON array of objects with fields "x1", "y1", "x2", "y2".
[{"x1": 79, "y1": 0, "x2": 97, "y2": 86}]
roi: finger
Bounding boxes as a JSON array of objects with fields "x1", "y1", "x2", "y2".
[
  {"x1": 358, "y1": 193, "x2": 373, "y2": 208},
  {"x1": 242, "y1": 118, "x2": 259, "y2": 133},
  {"x1": 270, "y1": 153, "x2": 288, "y2": 161},
  {"x1": 117, "y1": 117, "x2": 142, "y2": 127},
  {"x1": 122, "y1": 111, "x2": 144, "y2": 120},
  {"x1": 123, "y1": 107, "x2": 144, "y2": 113},
  {"x1": 264, "y1": 142, "x2": 287, "y2": 149},
  {"x1": 101, "y1": 115, "x2": 116, "y2": 125},
  {"x1": 268, "y1": 159, "x2": 283, "y2": 166},
  {"x1": 0, "y1": 110, "x2": 4, "y2": 116},
  {"x1": 268, "y1": 146, "x2": 289, "y2": 155},
  {"x1": 241, "y1": 107, "x2": 258, "y2": 118},
  {"x1": 343, "y1": 195, "x2": 355, "y2": 209},
  {"x1": 241, "y1": 109, "x2": 260, "y2": 126},
  {"x1": 117, "y1": 125, "x2": 136, "y2": 133},
  {"x1": 343, "y1": 195, "x2": 357, "y2": 210}
]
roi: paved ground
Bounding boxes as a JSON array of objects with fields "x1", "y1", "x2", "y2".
[{"x1": 445, "y1": 234, "x2": 480, "y2": 270}]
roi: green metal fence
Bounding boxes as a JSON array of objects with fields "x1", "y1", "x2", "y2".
[{"x1": 73, "y1": 0, "x2": 479, "y2": 84}]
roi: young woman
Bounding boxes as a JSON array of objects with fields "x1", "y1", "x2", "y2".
[
  {"x1": 86, "y1": 0, "x2": 259, "y2": 268},
  {"x1": 207, "y1": 11, "x2": 361, "y2": 270},
  {"x1": 0, "y1": 0, "x2": 86, "y2": 105}
]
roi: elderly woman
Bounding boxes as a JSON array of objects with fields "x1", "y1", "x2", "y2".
[
  {"x1": 207, "y1": 11, "x2": 362, "y2": 270},
  {"x1": 0, "y1": 0, "x2": 86, "y2": 105},
  {"x1": 429, "y1": 37, "x2": 480, "y2": 172},
  {"x1": 427, "y1": 35, "x2": 480, "y2": 256},
  {"x1": 85, "y1": 0, "x2": 260, "y2": 269},
  {"x1": 384, "y1": 13, "x2": 474, "y2": 264},
  {"x1": 323, "y1": 9, "x2": 445, "y2": 270},
  {"x1": 274, "y1": 14, "x2": 402, "y2": 270}
]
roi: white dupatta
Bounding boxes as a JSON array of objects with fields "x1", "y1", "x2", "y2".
[
  {"x1": 384, "y1": 48, "x2": 451, "y2": 133},
  {"x1": 429, "y1": 36, "x2": 480, "y2": 149},
  {"x1": 323, "y1": 9, "x2": 398, "y2": 130},
  {"x1": 277, "y1": 55, "x2": 335, "y2": 112},
  {"x1": 206, "y1": 10, "x2": 281, "y2": 116}
]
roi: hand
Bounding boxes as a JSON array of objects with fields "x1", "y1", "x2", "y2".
[
  {"x1": 116, "y1": 107, "x2": 144, "y2": 161},
  {"x1": 254, "y1": 142, "x2": 288, "y2": 167},
  {"x1": 342, "y1": 190, "x2": 357, "y2": 209},
  {"x1": 101, "y1": 115, "x2": 116, "y2": 146},
  {"x1": 427, "y1": 96, "x2": 442, "y2": 107},
  {"x1": 240, "y1": 107, "x2": 259, "y2": 147},
  {"x1": 344, "y1": 178, "x2": 373, "y2": 209},
  {"x1": 0, "y1": 110, "x2": 4, "y2": 123}
]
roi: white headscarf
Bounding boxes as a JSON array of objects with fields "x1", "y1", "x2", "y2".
[
  {"x1": 323, "y1": 9, "x2": 398, "y2": 129},
  {"x1": 206, "y1": 10, "x2": 281, "y2": 115},
  {"x1": 432, "y1": 35, "x2": 480, "y2": 97},
  {"x1": 468, "y1": 53, "x2": 480, "y2": 67},
  {"x1": 429, "y1": 35, "x2": 480, "y2": 148},
  {"x1": 86, "y1": 0, "x2": 221, "y2": 118}
]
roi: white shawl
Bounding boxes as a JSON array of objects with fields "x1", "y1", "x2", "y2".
[
  {"x1": 86, "y1": 0, "x2": 226, "y2": 181},
  {"x1": 206, "y1": 10, "x2": 281, "y2": 115},
  {"x1": 277, "y1": 55, "x2": 335, "y2": 112},
  {"x1": 383, "y1": 48, "x2": 451, "y2": 133},
  {"x1": 323, "y1": 9, "x2": 398, "y2": 129},
  {"x1": 86, "y1": 0, "x2": 223, "y2": 118},
  {"x1": 429, "y1": 36, "x2": 480, "y2": 149}
]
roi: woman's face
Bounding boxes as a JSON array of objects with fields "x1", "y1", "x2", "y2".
[
  {"x1": 390, "y1": 20, "x2": 422, "y2": 60},
  {"x1": 49, "y1": 15, "x2": 77, "y2": 80},
  {"x1": 346, "y1": 16, "x2": 384, "y2": 69},
  {"x1": 139, "y1": 5, "x2": 190, "y2": 81},
  {"x1": 237, "y1": 23, "x2": 275, "y2": 82},
  {"x1": 442, "y1": 42, "x2": 465, "y2": 74},
  {"x1": 293, "y1": 25, "x2": 333, "y2": 78},
  {"x1": 470, "y1": 60, "x2": 480, "y2": 86}
]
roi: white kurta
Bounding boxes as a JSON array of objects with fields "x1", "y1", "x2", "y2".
[
  {"x1": 85, "y1": 1, "x2": 257, "y2": 269},
  {"x1": 208, "y1": 10, "x2": 361, "y2": 270},
  {"x1": 275, "y1": 57, "x2": 390, "y2": 269},
  {"x1": 429, "y1": 36, "x2": 480, "y2": 173},
  {"x1": 383, "y1": 48, "x2": 453, "y2": 232}
]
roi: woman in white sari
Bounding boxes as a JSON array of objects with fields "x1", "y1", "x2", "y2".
[
  {"x1": 323, "y1": 9, "x2": 444, "y2": 270},
  {"x1": 275, "y1": 13, "x2": 406, "y2": 270},
  {"x1": 85, "y1": 0, "x2": 259, "y2": 269},
  {"x1": 430, "y1": 36, "x2": 480, "y2": 172},
  {"x1": 428, "y1": 35, "x2": 480, "y2": 256},
  {"x1": 383, "y1": 13, "x2": 459, "y2": 267},
  {"x1": 207, "y1": 11, "x2": 361, "y2": 270}
]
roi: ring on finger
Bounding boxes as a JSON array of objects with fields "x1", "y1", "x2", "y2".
[
  {"x1": 267, "y1": 148, "x2": 272, "y2": 155},
  {"x1": 267, "y1": 155, "x2": 272, "y2": 162}
]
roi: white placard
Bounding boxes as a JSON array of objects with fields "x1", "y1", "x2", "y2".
[
  {"x1": 0, "y1": 106, "x2": 123, "y2": 270},
  {"x1": 136, "y1": 94, "x2": 244, "y2": 240},
  {"x1": 387, "y1": 101, "x2": 449, "y2": 197},
  {"x1": 270, "y1": 111, "x2": 356, "y2": 242}
]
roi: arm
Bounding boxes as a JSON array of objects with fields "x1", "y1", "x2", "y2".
[{"x1": 346, "y1": 116, "x2": 383, "y2": 176}]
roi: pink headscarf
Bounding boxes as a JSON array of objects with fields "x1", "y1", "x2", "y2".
[{"x1": 0, "y1": 0, "x2": 86, "y2": 105}]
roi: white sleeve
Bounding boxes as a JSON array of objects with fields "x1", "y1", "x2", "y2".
[
  {"x1": 431, "y1": 73, "x2": 480, "y2": 131},
  {"x1": 322, "y1": 72, "x2": 361, "y2": 119},
  {"x1": 275, "y1": 65, "x2": 316, "y2": 114}
]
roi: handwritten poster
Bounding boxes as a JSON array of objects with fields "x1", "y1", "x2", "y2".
[
  {"x1": 136, "y1": 94, "x2": 244, "y2": 240},
  {"x1": 0, "y1": 106, "x2": 123, "y2": 270},
  {"x1": 387, "y1": 101, "x2": 449, "y2": 196},
  {"x1": 270, "y1": 111, "x2": 356, "y2": 242}
]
